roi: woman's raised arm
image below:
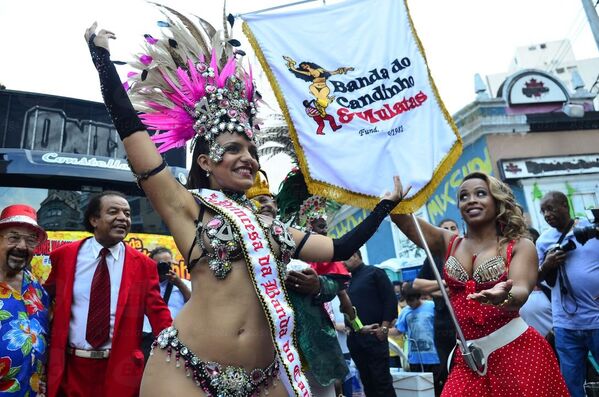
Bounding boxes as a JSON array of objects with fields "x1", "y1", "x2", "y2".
[
  {"x1": 388, "y1": 176, "x2": 455, "y2": 258},
  {"x1": 84, "y1": 23, "x2": 197, "y2": 234},
  {"x1": 291, "y1": 176, "x2": 410, "y2": 262}
]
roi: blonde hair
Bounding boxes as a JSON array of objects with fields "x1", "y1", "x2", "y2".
[{"x1": 462, "y1": 172, "x2": 529, "y2": 249}]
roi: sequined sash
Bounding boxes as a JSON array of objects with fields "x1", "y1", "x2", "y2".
[{"x1": 194, "y1": 189, "x2": 311, "y2": 397}]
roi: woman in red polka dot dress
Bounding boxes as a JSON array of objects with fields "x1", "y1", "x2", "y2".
[{"x1": 392, "y1": 172, "x2": 568, "y2": 396}]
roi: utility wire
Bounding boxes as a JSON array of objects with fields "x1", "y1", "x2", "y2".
[
  {"x1": 552, "y1": 20, "x2": 586, "y2": 71},
  {"x1": 544, "y1": 8, "x2": 585, "y2": 73}
]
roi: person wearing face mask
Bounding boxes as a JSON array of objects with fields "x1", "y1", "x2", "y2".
[
  {"x1": 0, "y1": 204, "x2": 49, "y2": 397},
  {"x1": 391, "y1": 172, "x2": 568, "y2": 397}
]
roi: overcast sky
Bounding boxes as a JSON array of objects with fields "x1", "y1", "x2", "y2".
[{"x1": 0, "y1": 0, "x2": 597, "y2": 186}]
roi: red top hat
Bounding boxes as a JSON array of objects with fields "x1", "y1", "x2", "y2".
[{"x1": 0, "y1": 204, "x2": 47, "y2": 242}]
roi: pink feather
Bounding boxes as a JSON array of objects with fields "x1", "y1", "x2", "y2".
[{"x1": 143, "y1": 50, "x2": 256, "y2": 154}]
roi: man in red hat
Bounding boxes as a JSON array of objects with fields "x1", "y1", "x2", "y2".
[
  {"x1": 0, "y1": 204, "x2": 50, "y2": 396},
  {"x1": 44, "y1": 191, "x2": 172, "y2": 397}
]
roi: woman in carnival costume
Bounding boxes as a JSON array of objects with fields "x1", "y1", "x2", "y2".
[
  {"x1": 391, "y1": 172, "x2": 568, "y2": 396},
  {"x1": 84, "y1": 6, "x2": 408, "y2": 397}
]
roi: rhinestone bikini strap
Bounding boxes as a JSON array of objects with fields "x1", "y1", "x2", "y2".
[{"x1": 187, "y1": 202, "x2": 206, "y2": 273}]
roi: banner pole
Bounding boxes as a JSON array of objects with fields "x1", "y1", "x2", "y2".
[{"x1": 410, "y1": 213, "x2": 483, "y2": 371}]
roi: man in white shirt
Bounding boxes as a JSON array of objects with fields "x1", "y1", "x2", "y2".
[{"x1": 141, "y1": 246, "x2": 191, "y2": 360}]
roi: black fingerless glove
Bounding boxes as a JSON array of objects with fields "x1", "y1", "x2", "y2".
[
  {"x1": 88, "y1": 34, "x2": 145, "y2": 140},
  {"x1": 331, "y1": 199, "x2": 397, "y2": 261}
]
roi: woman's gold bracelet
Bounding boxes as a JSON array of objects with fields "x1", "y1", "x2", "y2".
[{"x1": 497, "y1": 292, "x2": 514, "y2": 308}]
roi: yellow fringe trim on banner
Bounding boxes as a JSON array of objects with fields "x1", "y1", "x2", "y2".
[{"x1": 243, "y1": 8, "x2": 462, "y2": 214}]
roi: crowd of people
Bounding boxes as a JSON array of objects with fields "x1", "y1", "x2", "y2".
[
  {"x1": 5, "y1": 172, "x2": 598, "y2": 397},
  {"x1": 1, "y1": 7, "x2": 598, "y2": 397}
]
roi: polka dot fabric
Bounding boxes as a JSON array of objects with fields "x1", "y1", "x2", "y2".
[{"x1": 441, "y1": 238, "x2": 569, "y2": 397}]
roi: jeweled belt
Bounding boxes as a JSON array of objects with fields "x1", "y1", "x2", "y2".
[{"x1": 152, "y1": 326, "x2": 279, "y2": 397}]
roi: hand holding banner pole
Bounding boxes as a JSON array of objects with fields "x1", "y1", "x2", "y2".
[{"x1": 410, "y1": 213, "x2": 486, "y2": 375}]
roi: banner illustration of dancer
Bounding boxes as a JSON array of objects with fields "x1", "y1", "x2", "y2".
[
  {"x1": 283, "y1": 56, "x2": 354, "y2": 117},
  {"x1": 303, "y1": 99, "x2": 341, "y2": 135}
]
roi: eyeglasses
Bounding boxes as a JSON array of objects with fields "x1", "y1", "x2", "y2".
[{"x1": 1, "y1": 233, "x2": 39, "y2": 248}]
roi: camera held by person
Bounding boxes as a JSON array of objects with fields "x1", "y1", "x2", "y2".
[
  {"x1": 572, "y1": 209, "x2": 599, "y2": 245},
  {"x1": 157, "y1": 261, "x2": 173, "y2": 279},
  {"x1": 547, "y1": 239, "x2": 577, "y2": 254}
]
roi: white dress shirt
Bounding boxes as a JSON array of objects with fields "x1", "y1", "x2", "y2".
[
  {"x1": 69, "y1": 238, "x2": 125, "y2": 350},
  {"x1": 142, "y1": 279, "x2": 191, "y2": 333}
]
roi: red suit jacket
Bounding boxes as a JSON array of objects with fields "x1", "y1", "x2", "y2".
[{"x1": 44, "y1": 238, "x2": 173, "y2": 397}]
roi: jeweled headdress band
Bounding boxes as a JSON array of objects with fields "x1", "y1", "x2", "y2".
[
  {"x1": 276, "y1": 167, "x2": 332, "y2": 230},
  {"x1": 125, "y1": 4, "x2": 258, "y2": 162},
  {"x1": 298, "y1": 195, "x2": 327, "y2": 230}
]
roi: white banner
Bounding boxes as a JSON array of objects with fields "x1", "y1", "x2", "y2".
[{"x1": 243, "y1": 0, "x2": 461, "y2": 213}]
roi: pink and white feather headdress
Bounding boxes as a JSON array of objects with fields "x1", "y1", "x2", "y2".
[{"x1": 126, "y1": 4, "x2": 258, "y2": 161}]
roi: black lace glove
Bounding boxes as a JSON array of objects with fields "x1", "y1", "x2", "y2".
[
  {"x1": 88, "y1": 33, "x2": 145, "y2": 140},
  {"x1": 331, "y1": 199, "x2": 397, "y2": 260}
]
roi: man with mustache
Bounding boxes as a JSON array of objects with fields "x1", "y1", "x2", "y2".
[
  {"x1": 0, "y1": 204, "x2": 49, "y2": 396},
  {"x1": 44, "y1": 191, "x2": 172, "y2": 397}
]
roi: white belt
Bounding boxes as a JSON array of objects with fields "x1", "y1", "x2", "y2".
[
  {"x1": 66, "y1": 347, "x2": 110, "y2": 359},
  {"x1": 449, "y1": 317, "x2": 529, "y2": 376}
]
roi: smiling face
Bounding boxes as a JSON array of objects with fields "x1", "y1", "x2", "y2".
[
  {"x1": 198, "y1": 133, "x2": 259, "y2": 193},
  {"x1": 90, "y1": 195, "x2": 131, "y2": 247},
  {"x1": 254, "y1": 194, "x2": 277, "y2": 218},
  {"x1": 0, "y1": 226, "x2": 38, "y2": 275},
  {"x1": 458, "y1": 178, "x2": 497, "y2": 227}
]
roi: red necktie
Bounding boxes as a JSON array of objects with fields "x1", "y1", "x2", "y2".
[{"x1": 86, "y1": 247, "x2": 111, "y2": 349}]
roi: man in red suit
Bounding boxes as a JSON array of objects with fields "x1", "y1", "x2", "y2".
[{"x1": 45, "y1": 191, "x2": 172, "y2": 397}]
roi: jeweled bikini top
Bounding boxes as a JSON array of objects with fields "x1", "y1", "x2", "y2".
[
  {"x1": 445, "y1": 255, "x2": 507, "y2": 284},
  {"x1": 443, "y1": 236, "x2": 514, "y2": 284},
  {"x1": 188, "y1": 192, "x2": 295, "y2": 279}
]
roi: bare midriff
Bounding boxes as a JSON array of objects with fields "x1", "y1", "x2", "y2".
[
  {"x1": 175, "y1": 260, "x2": 276, "y2": 367},
  {"x1": 140, "y1": 257, "x2": 288, "y2": 397}
]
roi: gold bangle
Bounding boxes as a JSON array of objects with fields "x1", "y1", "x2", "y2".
[{"x1": 497, "y1": 292, "x2": 514, "y2": 308}]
